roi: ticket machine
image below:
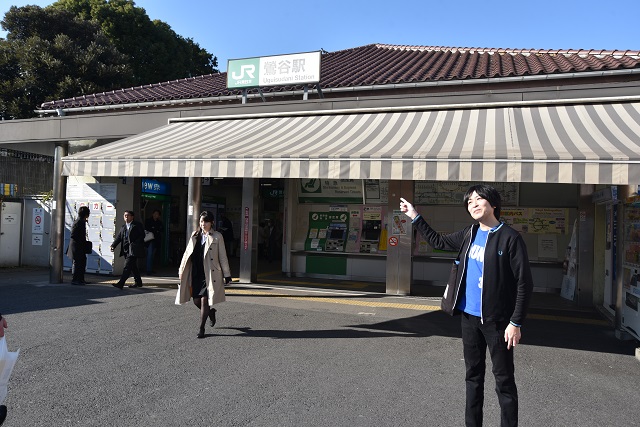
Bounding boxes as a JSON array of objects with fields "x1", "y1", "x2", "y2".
[
  {"x1": 360, "y1": 219, "x2": 381, "y2": 253},
  {"x1": 324, "y1": 224, "x2": 347, "y2": 252}
]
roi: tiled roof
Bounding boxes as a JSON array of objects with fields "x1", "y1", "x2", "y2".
[{"x1": 40, "y1": 43, "x2": 640, "y2": 110}]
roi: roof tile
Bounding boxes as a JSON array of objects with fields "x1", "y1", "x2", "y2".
[{"x1": 40, "y1": 43, "x2": 640, "y2": 110}]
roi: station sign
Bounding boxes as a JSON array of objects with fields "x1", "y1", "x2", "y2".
[
  {"x1": 227, "y1": 51, "x2": 321, "y2": 89},
  {"x1": 142, "y1": 179, "x2": 170, "y2": 195}
]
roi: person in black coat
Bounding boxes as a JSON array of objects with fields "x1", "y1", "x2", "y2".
[
  {"x1": 110, "y1": 210, "x2": 145, "y2": 289},
  {"x1": 144, "y1": 209, "x2": 163, "y2": 274},
  {"x1": 219, "y1": 215, "x2": 234, "y2": 258},
  {"x1": 69, "y1": 206, "x2": 90, "y2": 286}
]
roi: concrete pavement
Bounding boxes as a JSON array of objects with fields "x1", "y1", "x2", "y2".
[{"x1": 0, "y1": 267, "x2": 639, "y2": 426}]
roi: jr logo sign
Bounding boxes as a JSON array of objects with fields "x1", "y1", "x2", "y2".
[
  {"x1": 227, "y1": 58, "x2": 259, "y2": 88},
  {"x1": 231, "y1": 65, "x2": 256, "y2": 80}
]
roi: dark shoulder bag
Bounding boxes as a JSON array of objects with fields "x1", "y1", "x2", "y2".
[
  {"x1": 440, "y1": 259, "x2": 460, "y2": 315},
  {"x1": 85, "y1": 241, "x2": 93, "y2": 254},
  {"x1": 440, "y1": 229, "x2": 471, "y2": 316}
]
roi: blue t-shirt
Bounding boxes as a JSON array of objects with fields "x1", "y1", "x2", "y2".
[{"x1": 457, "y1": 228, "x2": 489, "y2": 316}]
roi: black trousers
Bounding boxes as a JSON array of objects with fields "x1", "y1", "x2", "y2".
[
  {"x1": 117, "y1": 255, "x2": 142, "y2": 286},
  {"x1": 461, "y1": 312, "x2": 518, "y2": 427},
  {"x1": 72, "y1": 254, "x2": 86, "y2": 283}
]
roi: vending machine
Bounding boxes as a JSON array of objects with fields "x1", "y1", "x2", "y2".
[{"x1": 622, "y1": 205, "x2": 640, "y2": 340}]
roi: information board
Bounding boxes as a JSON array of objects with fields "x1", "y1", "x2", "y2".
[{"x1": 415, "y1": 181, "x2": 519, "y2": 205}]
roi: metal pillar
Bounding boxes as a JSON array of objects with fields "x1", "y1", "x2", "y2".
[
  {"x1": 576, "y1": 184, "x2": 595, "y2": 306},
  {"x1": 282, "y1": 179, "x2": 295, "y2": 275},
  {"x1": 239, "y1": 178, "x2": 259, "y2": 283},
  {"x1": 49, "y1": 142, "x2": 68, "y2": 283},
  {"x1": 386, "y1": 180, "x2": 414, "y2": 295},
  {"x1": 186, "y1": 178, "x2": 202, "y2": 242}
]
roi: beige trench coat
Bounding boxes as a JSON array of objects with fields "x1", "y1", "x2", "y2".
[{"x1": 177, "y1": 230, "x2": 231, "y2": 306}]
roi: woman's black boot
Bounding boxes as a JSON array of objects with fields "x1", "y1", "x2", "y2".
[{"x1": 209, "y1": 308, "x2": 217, "y2": 327}]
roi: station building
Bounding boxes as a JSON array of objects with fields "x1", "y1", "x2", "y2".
[{"x1": 1, "y1": 44, "x2": 640, "y2": 339}]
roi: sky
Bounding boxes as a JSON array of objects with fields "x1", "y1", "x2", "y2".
[{"x1": 1, "y1": 0, "x2": 639, "y2": 72}]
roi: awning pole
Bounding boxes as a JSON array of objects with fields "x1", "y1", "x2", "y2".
[
  {"x1": 49, "y1": 142, "x2": 68, "y2": 284},
  {"x1": 186, "y1": 177, "x2": 202, "y2": 244}
]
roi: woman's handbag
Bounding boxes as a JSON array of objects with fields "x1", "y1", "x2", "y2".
[
  {"x1": 144, "y1": 230, "x2": 155, "y2": 243},
  {"x1": 85, "y1": 241, "x2": 93, "y2": 254},
  {"x1": 440, "y1": 260, "x2": 459, "y2": 315}
]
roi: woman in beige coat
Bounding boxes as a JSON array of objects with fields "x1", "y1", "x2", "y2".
[{"x1": 178, "y1": 211, "x2": 232, "y2": 338}]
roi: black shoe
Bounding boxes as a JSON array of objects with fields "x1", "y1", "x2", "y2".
[
  {"x1": 197, "y1": 327, "x2": 205, "y2": 339},
  {"x1": 128, "y1": 283, "x2": 143, "y2": 288},
  {"x1": 209, "y1": 308, "x2": 217, "y2": 327},
  {"x1": 112, "y1": 282, "x2": 124, "y2": 290},
  {"x1": 71, "y1": 281, "x2": 85, "y2": 286},
  {"x1": 0, "y1": 404, "x2": 7, "y2": 425},
  {"x1": 82, "y1": 280, "x2": 91, "y2": 285}
]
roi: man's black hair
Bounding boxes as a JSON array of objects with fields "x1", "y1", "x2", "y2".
[
  {"x1": 78, "y1": 206, "x2": 90, "y2": 218},
  {"x1": 463, "y1": 184, "x2": 502, "y2": 220}
]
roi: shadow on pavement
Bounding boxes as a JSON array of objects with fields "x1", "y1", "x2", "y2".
[
  {"x1": 349, "y1": 311, "x2": 639, "y2": 356},
  {"x1": 2, "y1": 281, "x2": 165, "y2": 316}
]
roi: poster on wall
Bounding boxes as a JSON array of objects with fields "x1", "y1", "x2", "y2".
[
  {"x1": 32, "y1": 207, "x2": 44, "y2": 234},
  {"x1": 560, "y1": 219, "x2": 578, "y2": 301},
  {"x1": 415, "y1": 181, "x2": 519, "y2": 205},
  {"x1": 364, "y1": 180, "x2": 389, "y2": 204},
  {"x1": 501, "y1": 208, "x2": 568, "y2": 234}
]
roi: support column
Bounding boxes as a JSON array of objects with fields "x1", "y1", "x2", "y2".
[
  {"x1": 577, "y1": 184, "x2": 595, "y2": 306},
  {"x1": 386, "y1": 180, "x2": 414, "y2": 295},
  {"x1": 282, "y1": 179, "x2": 295, "y2": 275},
  {"x1": 49, "y1": 142, "x2": 68, "y2": 283},
  {"x1": 186, "y1": 178, "x2": 202, "y2": 242},
  {"x1": 239, "y1": 178, "x2": 259, "y2": 283}
]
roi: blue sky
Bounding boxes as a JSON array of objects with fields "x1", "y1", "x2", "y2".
[{"x1": 1, "y1": 0, "x2": 639, "y2": 72}]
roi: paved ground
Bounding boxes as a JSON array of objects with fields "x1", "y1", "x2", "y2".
[{"x1": 1, "y1": 267, "x2": 639, "y2": 426}]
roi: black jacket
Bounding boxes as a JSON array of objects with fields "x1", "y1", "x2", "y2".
[
  {"x1": 69, "y1": 217, "x2": 88, "y2": 259},
  {"x1": 111, "y1": 220, "x2": 145, "y2": 258},
  {"x1": 144, "y1": 217, "x2": 163, "y2": 245},
  {"x1": 413, "y1": 215, "x2": 534, "y2": 325}
]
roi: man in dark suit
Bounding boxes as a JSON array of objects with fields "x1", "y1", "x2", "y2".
[
  {"x1": 110, "y1": 210, "x2": 145, "y2": 289},
  {"x1": 69, "y1": 206, "x2": 91, "y2": 285}
]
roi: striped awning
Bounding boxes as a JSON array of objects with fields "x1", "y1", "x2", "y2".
[{"x1": 62, "y1": 101, "x2": 640, "y2": 185}]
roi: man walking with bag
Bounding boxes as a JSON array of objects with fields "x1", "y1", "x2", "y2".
[
  {"x1": 400, "y1": 184, "x2": 533, "y2": 427},
  {"x1": 111, "y1": 210, "x2": 145, "y2": 289}
]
